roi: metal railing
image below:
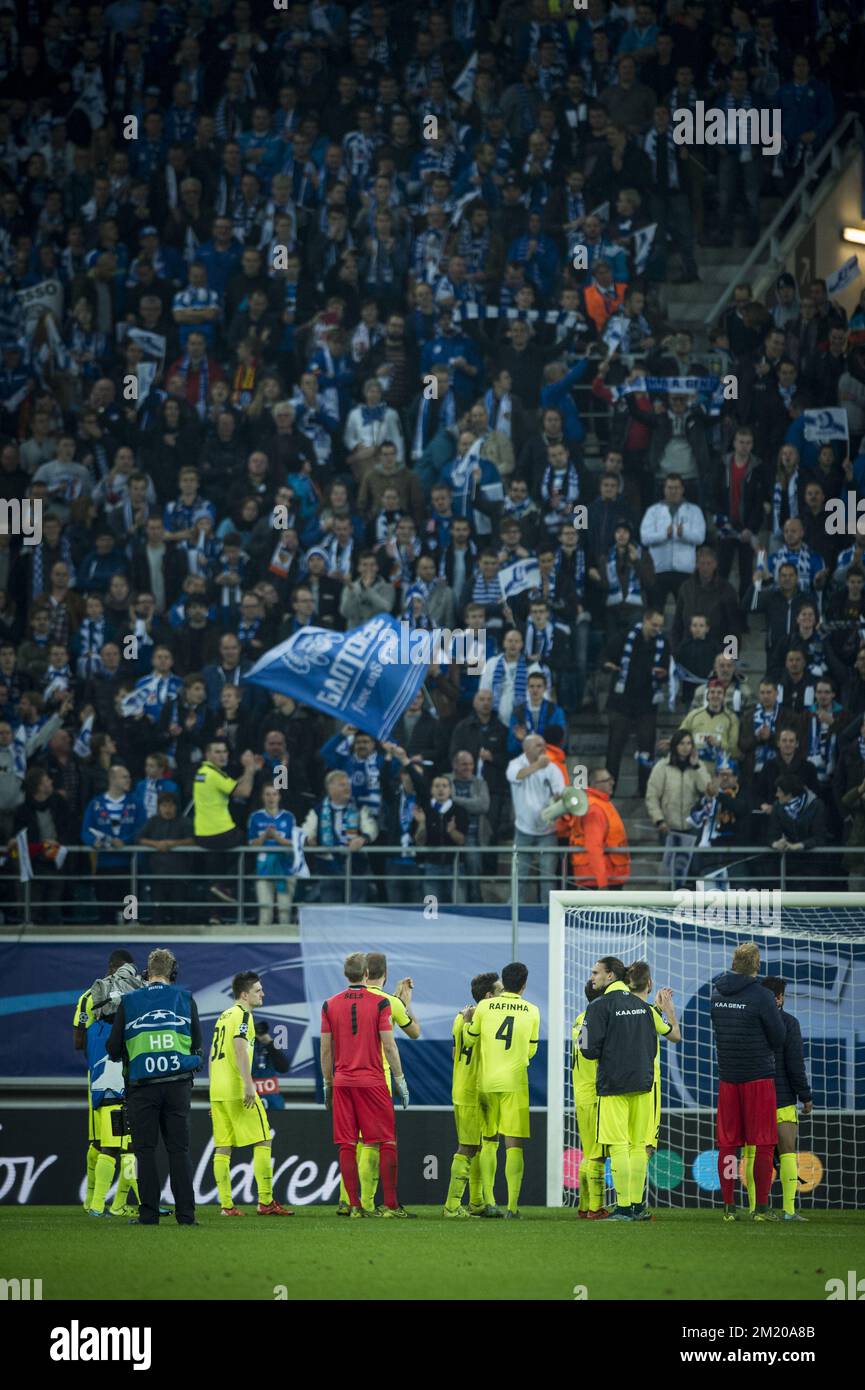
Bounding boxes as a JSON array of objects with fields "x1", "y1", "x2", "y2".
[
  {"x1": 703, "y1": 111, "x2": 863, "y2": 329},
  {"x1": 1, "y1": 841, "x2": 858, "y2": 926}
]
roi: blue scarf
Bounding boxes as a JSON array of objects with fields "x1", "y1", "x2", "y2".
[
  {"x1": 772, "y1": 472, "x2": 799, "y2": 534},
  {"x1": 859, "y1": 735, "x2": 865, "y2": 764},
  {"x1": 361, "y1": 404, "x2": 386, "y2": 425},
  {"x1": 491, "y1": 655, "x2": 528, "y2": 711},
  {"x1": 412, "y1": 388, "x2": 456, "y2": 461},
  {"x1": 615, "y1": 624, "x2": 665, "y2": 704},
  {"x1": 606, "y1": 546, "x2": 642, "y2": 606},
  {"x1": 783, "y1": 791, "x2": 808, "y2": 821},
  {"x1": 397, "y1": 789, "x2": 417, "y2": 856},
  {"x1": 806, "y1": 707, "x2": 838, "y2": 782},
  {"x1": 318, "y1": 797, "x2": 360, "y2": 848},
  {"x1": 752, "y1": 703, "x2": 779, "y2": 772},
  {"x1": 524, "y1": 619, "x2": 554, "y2": 662}
]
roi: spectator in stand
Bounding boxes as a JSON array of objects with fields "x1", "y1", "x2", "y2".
[
  {"x1": 302, "y1": 769, "x2": 377, "y2": 905},
  {"x1": 645, "y1": 730, "x2": 712, "y2": 888},
  {"x1": 768, "y1": 773, "x2": 828, "y2": 889},
  {"x1": 506, "y1": 733, "x2": 566, "y2": 906},
  {"x1": 603, "y1": 607, "x2": 670, "y2": 793},
  {"x1": 640, "y1": 474, "x2": 706, "y2": 610},
  {"x1": 135, "y1": 791, "x2": 195, "y2": 927}
]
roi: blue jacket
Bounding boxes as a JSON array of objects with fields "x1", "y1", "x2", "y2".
[
  {"x1": 710, "y1": 970, "x2": 787, "y2": 1084},
  {"x1": 82, "y1": 793, "x2": 142, "y2": 868},
  {"x1": 540, "y1": 358, "x2": 589, "y2": 444},
  {"x1": 778, "y1": 78, "x2": 834, "y2": 149}
]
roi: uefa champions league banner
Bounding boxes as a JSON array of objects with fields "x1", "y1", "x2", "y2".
[{"x1": 0, "y1": 939, "x2": 315, "y2": 1083}]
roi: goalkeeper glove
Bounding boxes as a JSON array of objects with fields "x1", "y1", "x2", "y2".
[{"x1": 394, "y1": 1074, "x2": 410, "y2": 1109}]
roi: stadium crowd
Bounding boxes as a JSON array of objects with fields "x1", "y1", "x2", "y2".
[{"x1": 0, "y1": 0, "x2": 864, "y2": 924}]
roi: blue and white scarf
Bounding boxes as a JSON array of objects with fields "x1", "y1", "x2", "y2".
[
  {"x1": 606, "y1": 546, "x2": 643, "y2": 606},
  {"x1": 752, "y1": 703, "x2": 779, "y2": 772},
  {"x1": 397, "y1": 788, "x2": 417, "y2": 857},
  {"x1": 615, "y1": 624, "x2": 665, "y2": 704},
  {"x1": 75, "y1": 618, "x2": 108, "y2": 679},
  {"x1": 524, "y1": 619, "x2": 554, "y2": 662},
  {"x1": 806, "y1": 708, "x2": 838, "y2": 782},
  {"x1": 782, "y1": 791, "x2": 808, "y2": 821},
  {"x1": 491, "y1": 655, "x2": 528, "y2": 712},
  {"x1": 541, "y1": 463, "x2": 580, "y2": 526},
  {"x1": 412, "y1": 388, "x2": 456, "y2": 461},
  {"x1": 484, "y1": 388, "x2": 513, "y2": 438},
  {"x1": 318, "y1": 797, "x2": 360, "y2": 848},
  {"x1": 772, "y1": 472, "x2": 799, "y2": 534}
]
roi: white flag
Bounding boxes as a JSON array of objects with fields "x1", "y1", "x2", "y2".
[
  {"x1": 588, "y1": 201, "x2": 610, "y2": 223},
  {"x1": 292, "y1": 827, "x2": 311, "y2": 879},
  {"x1": 128, "y1": 327, "x2": 167, "y2": 363},
  {"x1": 803, "y1": 408, "x2": 849, "y2": 444},
  {"x1": 499, "y1": 558, "x2": 541, "y2": 600},
  {"x1": 826, "y1": 255, "x2": 860, "y2": 296},
  {"x1": 452, "y1": 51, "x2": 477, "y2": 101},
  {"x1": 15, "y1": 829, "x2": 33, "y2": 883},
  {"x1": 633, "y1": 223, "x2": 657, "y2": 273},
  {"x1": 602, "y1": 314, "x2": 628, "y2": 353}
]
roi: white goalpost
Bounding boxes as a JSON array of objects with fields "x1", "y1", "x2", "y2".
[{"x1": 546, "y1": 890, "x2": 865, "y2": 1210}]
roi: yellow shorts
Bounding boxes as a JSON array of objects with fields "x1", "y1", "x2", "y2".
[
  {"x1": 777, "y1": 1105, "x2": 798, "y2": 1125},
  {"x1": 211, "y1": 1097, "x2": 271, "y2": 1148},
  {"x1": 645, "y1": 1080, "x2": 661, "y2": 1148},
  {"x1": 454, "y1": 1102, "x2": 483, "y2": 1147},
  {"x1": 596, "y1": 1091, "x2": 653, "y2": 1147},
  {"x1": 91, "y1": 1103, "x2": 126, "y2": 1148},
  {"x1": 575, "y1": 1101, "x2": 603, "y2": 1162},
  {"x1": 479, "y1": 1090, "x2": 530, "y2": 1140}
]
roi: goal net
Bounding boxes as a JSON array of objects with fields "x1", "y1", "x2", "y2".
[{"x1": 547, "y1": 890, "x2": 865, "y2": 1210}]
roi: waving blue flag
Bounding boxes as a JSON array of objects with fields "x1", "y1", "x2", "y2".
[{"x1": 242, "y1": 617, "x2": 428, "y2": 742}]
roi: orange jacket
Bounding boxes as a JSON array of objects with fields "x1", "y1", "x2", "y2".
[
  {"x1": 564, "y1": 788, "x2": 630, "y2": 888},
  {"x1": 583, "y1": 281, "x2": 626, "y2": 333}
]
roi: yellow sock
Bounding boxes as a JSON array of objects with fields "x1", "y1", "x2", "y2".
[
  {"x1": 359, "y1": 1144, "x2": 380, "y2": 1212},
  {"x1": 780, "y1": 1152, "x2": 798, "y2": 1216},
  {"x1": 578, "y1": 1161, "x2": 590, "y2": 1212},
  {"x1": 628, "y1": 1143, "x2": 649, "y2": 1207},
  {"x1": 504, "y1": 1147, "x2": 524, "y2": 1212},
  {"x1": 608, "y1": 1143, "x2": 630, "y2": 1208},
  {"x1": 85, "y1": 1144, "x2": 99, "y2": 1207},
  {"x1": 253, "y1": 1144, "x2": 274, "y2": 1206},
  {"x1": 214, "y1": 1152, "x2": 233, "y2": 1209},
  {"x1": 743, "y1": 1144, "x2": 756, "y2": 1212},
  {"x1": 468, "y1": 1153, "x2": 483, "y2": 1208},
  {"x1": 110, "y1": 1149, "x2": 138, "y2": 1213},
  {"x1": 479, "y1": 1139, "x2": 498, "y2": 1206},
  {"x1": 91, "y1": 1152, "x2": 116, "y2": 1213},
  {"x1": 445, "y1": 1154, "x2": 472, "y2": 1211},
  {"x1": 587, "y1": 1158, "x2": 606, "y2": 1212}
]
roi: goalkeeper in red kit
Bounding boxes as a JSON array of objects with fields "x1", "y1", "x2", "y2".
[{"x1": 320, "y1": 952, "x2": 411, "y2": 1219}]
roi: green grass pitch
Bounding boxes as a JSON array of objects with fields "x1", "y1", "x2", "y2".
[{"x1": 4, "y1": 1207, "x2": 864, "y2": 1300}]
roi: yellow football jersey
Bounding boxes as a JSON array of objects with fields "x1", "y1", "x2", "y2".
[
  {"x1": 74, "y1": 989, "x2": 95, "y2": 1035},
  {"x1": 650, "y1": 1003, "x2": 673, "y2": 1083},
  {"x1": 466, "y1": 991, "x2": 539, "y2": 1093},
  {"x1": 451, "y1": 1011, "x2": 482, "y2": 1106},
  {"x1": 367, "y1": 985, "x2": 411, "y2": 1083},
  {"x1": 209, "y1": 1003, "x2": 254, "y2": 1102},
  {"x1": 572, "y1": 1009, "x2": 598, "y2": 1105}
]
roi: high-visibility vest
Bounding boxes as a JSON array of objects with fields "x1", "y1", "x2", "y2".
[
  {"x1": 583, "y1": 282, "x2": 626, "y2": 332},
  {"x1": 566, "y1": 788, "x2": 631, "y2": 886}
]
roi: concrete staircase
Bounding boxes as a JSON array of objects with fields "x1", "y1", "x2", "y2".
[{"x1": 562, "y1": 597, "x2": 769, "y2": 889}]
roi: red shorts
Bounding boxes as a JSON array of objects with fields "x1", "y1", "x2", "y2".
[
  {"x1": 332, "y1": 1084, "x2": 395, "y2": 1147},
  {"x1": 717, "y1": 1078, "x2": 777, "y2": 1147}
]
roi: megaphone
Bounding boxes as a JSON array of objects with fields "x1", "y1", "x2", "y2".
[{"x1": 541, "y1": 783, "x2": 589, "y2": 824}]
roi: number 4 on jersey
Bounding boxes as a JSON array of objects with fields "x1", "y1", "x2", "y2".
[{"x1": 495, "y1": 1015, "x2": 514, "y2": 1049}]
